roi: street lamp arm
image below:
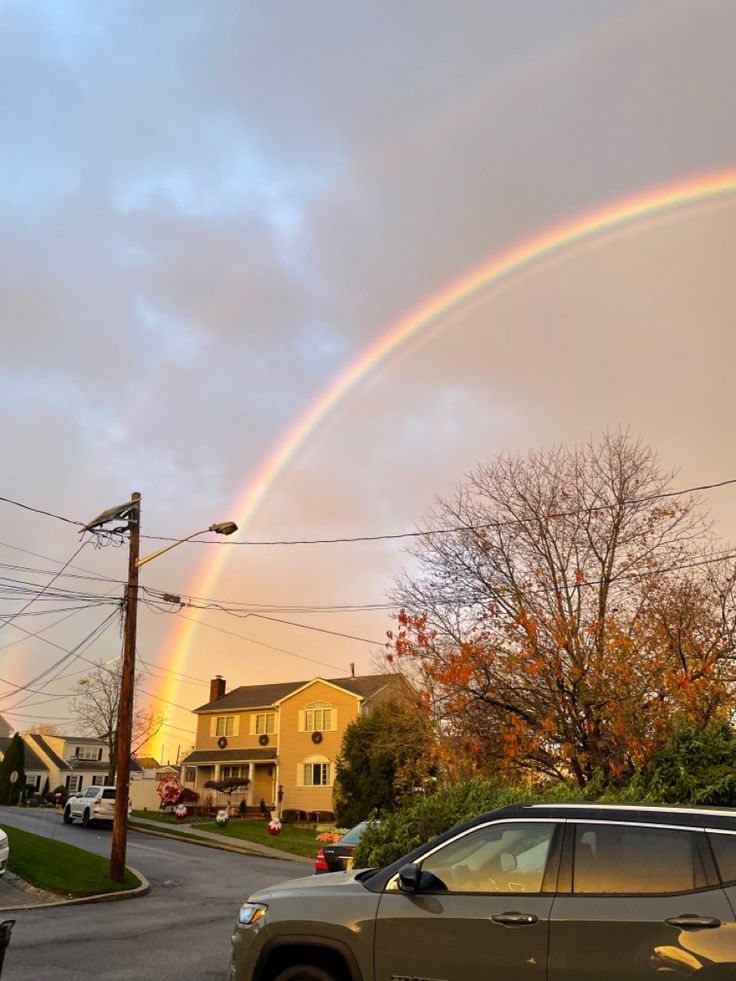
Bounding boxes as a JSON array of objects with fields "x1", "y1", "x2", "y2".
[{"x1": 136, "y1": 521, "x2": 238, "y2": 568}]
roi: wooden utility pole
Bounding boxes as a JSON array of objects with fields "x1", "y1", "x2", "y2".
[{"x1": 110, "y1": 491, "x2": 140, "y2": 882}]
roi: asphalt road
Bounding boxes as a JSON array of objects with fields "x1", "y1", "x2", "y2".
[{"x1": 0, "y1": 807, "x2": 309, "y2": 980}]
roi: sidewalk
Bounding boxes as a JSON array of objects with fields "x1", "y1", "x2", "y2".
[{"x1": 129, "y1": 817, "x2": 313, "y2": 865}]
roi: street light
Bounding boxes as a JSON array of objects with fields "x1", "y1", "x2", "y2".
[{"x1": 83, "y1": 493, "x2": 238, "y2": 882}]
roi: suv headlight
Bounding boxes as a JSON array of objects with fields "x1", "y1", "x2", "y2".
[{"x1": 238, "y1": 902, "x2": 268, "y2": 926}]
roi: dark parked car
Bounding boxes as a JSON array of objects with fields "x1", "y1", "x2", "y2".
[
  {"x1": 231, "y1": 802, "x2": 736, "y2": 980},
  {"x1": 314, "y1": 820, "x2": 370, "y2": 874}
]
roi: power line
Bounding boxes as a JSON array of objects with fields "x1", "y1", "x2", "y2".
[
  {"x1": 0, "y1": 542, "x2": 88, "y2": 632},
  {"x1": 2, "y1": 477, "x2": 736, "y2": 548},
  {"x1": 172, "y1": 611, "x2": 348, "y2": 672},
  {"x1": 0, "y1": 496, "x2": 83, "y2": 528},
  {"x1": 0, "y1": 609, "x2": 121, "y2": 705}
]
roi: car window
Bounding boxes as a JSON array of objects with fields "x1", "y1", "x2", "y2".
[
  {"x1": 418, "y1": 822, "x2": 556, "y2": 894},
  {"x1": 101, "y1": 789, "x2": 116, "y2": 800},
  {"x1": 708, "y1": 833, "x2": 736, "y2": 885},
  {"x1": 339, "y1": 822, "x2": 368, "y2": 845},
  {"x1": 573, "y1": 824, "x2": 707, "y2": 895},
  {"x1": 84, "y1": 788, "x2": 98, "y2": 797}
]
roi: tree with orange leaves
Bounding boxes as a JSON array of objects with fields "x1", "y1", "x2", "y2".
[{"x1": 388, "y1": 432, "x2": 736, "y2": 787}]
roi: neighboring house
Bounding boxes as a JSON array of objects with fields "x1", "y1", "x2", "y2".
[
  {"x1": 17, "y1": 734, "x2": 141, "y2": 794},
  {"x1": 0, "y1": 735, "x2": 49, "y2": 792},
  {"x1": 0, "y1": 716, "x2": 12, "y2": 739},
  {"x1": 180, "y1": 673, "x2": 405, "y2": 814}
]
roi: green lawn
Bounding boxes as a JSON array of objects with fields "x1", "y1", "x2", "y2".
[
  {"x1": 130, "y1": 811, "x2": 322, "y2": 859},
  {"x1": 5, "y1": 826, "x2": 140, "y2": 897},
  {"x1": 131, "y1": 809, "x2": 184, "y2": 824},
  {"x1": 193, "y1": 820, "x2": 320, "y2": 858}
]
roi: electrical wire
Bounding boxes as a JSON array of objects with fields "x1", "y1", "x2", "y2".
[
  {"x1": 171, "y1": 611, "x2": 348, "y2": 672},
  {"x1": 0, "y1": 542, "x2": 88, "y2": 632},
  {"x1": 2, "y1": 477, "x2": 735, "y2": 547}
]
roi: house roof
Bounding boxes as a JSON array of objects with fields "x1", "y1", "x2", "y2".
[
  {"x1": 0, "y1": 735, "x2": 49, "y2": 772},
  {"x1": 57, "y1": 736, "x2": 108, "y2": 745},
  {"x1": 134, "y1": 756, "x2": 161, "y2": 769},
  {"x1": 21, "y1": 740, "x2": 51, "y2": 772},
  {"x1": 193, "y1": 673, "x2": 401, "y2": 713},
  {"x1": 26, "y1": 734, "x2": 71, "y2": 771},
  {"x1": 180, "y1": 748, "x2": 277, "y2": 764}
]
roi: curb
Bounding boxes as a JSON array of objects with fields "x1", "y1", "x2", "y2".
[
  {"x1": 129, "y1": 822, "x2": 313, "y2": 865},
  {"x1": 0, "y1": 866, "x2": 150, "y2": 912}
]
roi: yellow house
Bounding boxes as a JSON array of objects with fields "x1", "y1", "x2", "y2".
[{"x1": 180, "y1": 673, "x2": 403, "y2": 815}]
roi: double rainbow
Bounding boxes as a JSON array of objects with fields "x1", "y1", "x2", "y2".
[{"x1": 154, "y1": 166, "x2": 736, "y2": 722}]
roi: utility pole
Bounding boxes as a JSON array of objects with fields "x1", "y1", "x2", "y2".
[
  {"x1": 82, "y1": 495, "x2": 236, "y2": 883},
  {"x1": 110, "y1": 491, "x2": 140, "y2": 883}
]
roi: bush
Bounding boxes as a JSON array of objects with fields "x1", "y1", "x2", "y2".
[
  {"x1": 354, "y1": 778, "x2": 583, "y2": 868},
  {"x1": 280, "y1": 809, "x2": 303, "y2": 823},
  {"x1": 623, "y1": 720, "x2": 736, "y2": 807}
]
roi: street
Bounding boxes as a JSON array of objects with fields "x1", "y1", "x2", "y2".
[{"x1": 0, "y1": 808, "x2": 309, "y2": 980}]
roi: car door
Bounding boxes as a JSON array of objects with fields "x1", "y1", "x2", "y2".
[
  {"x1": 374, "y1": 820, "x2": 561, "y2": 981},
  {"x1": 548, "y1": 821, "x2": 736, "y2": 979}
]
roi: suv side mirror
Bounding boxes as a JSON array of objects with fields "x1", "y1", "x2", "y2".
[{"x1": 398, "y1": 863, "x2": 420, "y2": 893}]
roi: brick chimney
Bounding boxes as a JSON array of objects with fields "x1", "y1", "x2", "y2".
[{"x1": 210, "y1": 676, "x2": 226, "y2": 702}]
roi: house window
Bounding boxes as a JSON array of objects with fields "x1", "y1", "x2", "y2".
[
  {"x1": 75, "y1": 746, "x2": 103, "y2": 761},
  {"x1": 304, "y1": 703, "x2": 332, "y2": 732},
  {"x1": 215, "y1": 716, "x2": 235, "y2": 737},
  {"x1": 222, "y1": 765, "x2": 248, "y2": 779},
  {"x1": 303, "y1": 762, "x2": 331, "y2": 786},
  {"x1": 255, "y1": 713, "x2": 275, "y2": 735},
  {"x1": 66, "y1": 775, "x2": 83, "y2": 793},
  {"x1": 185, "y1": 767, "x2": 196, "y2": 783},
  {"x1": 91, "y1": 775, "x2": 106, "y2": 786}
]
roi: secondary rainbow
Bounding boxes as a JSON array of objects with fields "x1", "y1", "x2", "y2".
[{"x1": 155, "y1": 166, "x2": 736, "y2": 719}]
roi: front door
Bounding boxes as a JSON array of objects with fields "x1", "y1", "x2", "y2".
[
  {"x1": 548, "y1": 821, "x2": 736, "y2": 979},
  {"x1": 374, "y1": 820, "x2": 561, "y2": 981}
]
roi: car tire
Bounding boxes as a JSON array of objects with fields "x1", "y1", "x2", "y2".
[
  {"x1": 63, "y1": 807, "x2": 73, "y2": 824},
  {"x1": 82, "y1": 809, "x2": 92, "y2": 828},
  {"x1": 273, "y1": 964, "x2": 341, "y2": 981}
]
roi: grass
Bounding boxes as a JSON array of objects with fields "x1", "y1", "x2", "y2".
[
  {"x1": 5, "y1": 826, "x2": 139, "y2": 897},
  {"x1": 131, "y1": 809, "x2": 184, "y2": 824},
  {"x1": 130, "y1": 811, "x2": 322, "y2": 859},
  {"x1": 195, "y1": 820, "x2": 320, "y2": 858}
]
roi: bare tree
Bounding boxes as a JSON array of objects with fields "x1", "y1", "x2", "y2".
[
  {"x1": 25, "y1": 722, "x2": 59, "y2": 736},
  {"x1": 389, "y1": 432, "x2": 736, "y2": 786},
  {"x1": 71, "y1": 660, "x2": 165, "y2": 782}
]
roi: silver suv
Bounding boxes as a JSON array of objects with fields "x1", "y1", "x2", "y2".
[
  {"x1": 63, "y1": 786, "x2": 125, "y2": 827},
  {"x1": 230, "y1": 802, "x2": 736, "y2": 980}
]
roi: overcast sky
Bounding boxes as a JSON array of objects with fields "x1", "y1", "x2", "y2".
[{"x1": 2, "y1": 0, "x2": 736, "y2": 760}]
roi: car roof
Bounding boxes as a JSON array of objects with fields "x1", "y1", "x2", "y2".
[{"x1": 495, "y1": 802, "x2": 736, "y2": 830}]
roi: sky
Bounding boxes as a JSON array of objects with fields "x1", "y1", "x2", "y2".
[{"x1": 2, "y1": 0, "x2": 736, "y2": 761}]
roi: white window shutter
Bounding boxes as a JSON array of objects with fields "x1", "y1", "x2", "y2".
[
  {"x1": 250, "y1": 714, "x2": 257, "y2": 735},
  {"x1": 232, "y1": 716, "x2": 240, "y2": 736},
  {"x1": 210, "y1": 716, "x2": 217, "y2": 737},
  {"x1": 297, "y1": 764, "x2": 304, "y2": 788},
  {"x1": 330, "y1": 709, "x2": 337, "y2": 731},
  {"x1": 298, "y1": 710, "x2": 305, "y2": 732}
]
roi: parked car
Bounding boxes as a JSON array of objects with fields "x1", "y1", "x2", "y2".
[
  {"x1": 314, "y1": 820, "x2": 371, "y2": 874},
  {"x1": 230, "y1": 802, "x2": 736, "y2": 980},
  {"x1": 0, "y1": 828, "x2": 8, "y2": 875},
  {"x1": 63, "y1": 786, "x2": 129, "y2": 827}
]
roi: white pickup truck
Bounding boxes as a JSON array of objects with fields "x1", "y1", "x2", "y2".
[{"x1": 63, "y1": 786, "x2": 129, "y2": 827}]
